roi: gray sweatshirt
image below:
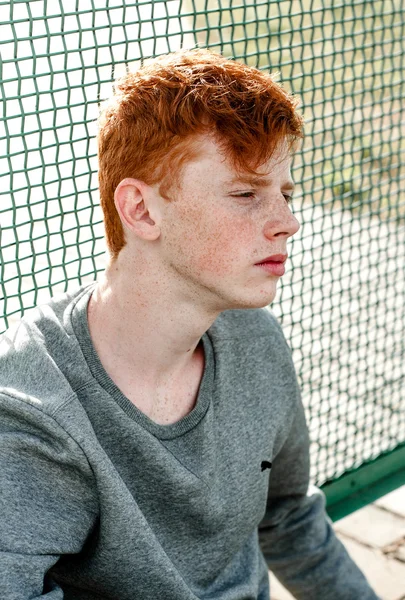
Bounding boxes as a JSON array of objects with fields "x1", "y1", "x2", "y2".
[{"x1": 0, "y1": 284, "x2": 379, "y2": 600}]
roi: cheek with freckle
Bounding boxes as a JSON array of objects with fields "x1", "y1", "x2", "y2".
[
  {"x1": 188, "y1": 215, "x2": 257, "y2": 276},
  {"x1": 163, "y1": 195, "x2": 258, "y2": 278}
]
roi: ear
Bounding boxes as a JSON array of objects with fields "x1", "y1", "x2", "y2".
[{"x1": 114, "y1": 178, "x2": 161, "y2": 241}]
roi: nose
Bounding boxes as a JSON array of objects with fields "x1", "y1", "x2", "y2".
[{"x1": 263, "y1": 203, "x2": 300, "y2": 239}]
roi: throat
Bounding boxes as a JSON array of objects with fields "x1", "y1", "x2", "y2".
[
  {"x1": 137, "y1": 344, "x2": 205, "y2": 425},
  {"x1": 116, "y1": 341, "x2": 206, "y2": 426}
]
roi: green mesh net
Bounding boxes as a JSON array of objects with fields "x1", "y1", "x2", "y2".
[{"x1": 1, "y1": 0, "x2": 404, "y2": 491}]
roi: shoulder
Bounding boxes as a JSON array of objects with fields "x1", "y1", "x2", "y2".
[
  {"x1": 0, "y1": 285, "x2": 93, "y2": 416},
  {"x1": 210, "y1": 307, "x2": 289, "y2": 349},
  {"x1": 208, "y1": 307, "x2": 296, "y2": 379}
]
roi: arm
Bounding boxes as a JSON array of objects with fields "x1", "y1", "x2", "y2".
[
  {"x1": 0, "y1": 392, "x2": 98, "y2": 599},
  {"x1": 259, "y1": 396, "x2": 381, "y2": 600}
]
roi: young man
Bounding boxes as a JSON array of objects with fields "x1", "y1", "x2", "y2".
[{"x1": 0, "y1": 48, "x2": 379, "y2": 599}]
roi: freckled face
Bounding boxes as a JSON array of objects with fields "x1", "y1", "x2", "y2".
[{"x1": 158, "y1": 136, "x2": 300, "y2": 311}]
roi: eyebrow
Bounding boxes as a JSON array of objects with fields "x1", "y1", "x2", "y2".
[{"x1": 224, "y1": 176, "x2": 295, "y2": 191}]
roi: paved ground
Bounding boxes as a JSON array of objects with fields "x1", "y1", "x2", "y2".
[{"x1": 270, "y1": 484, "x2": 405, "y2": 600}]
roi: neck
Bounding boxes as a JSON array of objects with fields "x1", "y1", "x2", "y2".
[{"x1": 87, "y1": 251, "x2": 219, "y2": 389}]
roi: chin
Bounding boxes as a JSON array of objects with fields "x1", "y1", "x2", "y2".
[
  {"x1": 249, "y1": 295, "x2": 277, "y2": 309},
  {"x1": 225, "y1": 289, "x2": 278, "y2": 311},
  {"x1": 249, "y1": 283, "x2": 279, "y2": 307}
]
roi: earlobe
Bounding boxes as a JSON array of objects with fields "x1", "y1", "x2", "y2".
[{"x1": 114, "y1": 178, "x2": 161, "y2": 241}]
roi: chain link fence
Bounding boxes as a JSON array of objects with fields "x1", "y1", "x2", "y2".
[{"x1": 1, "y1": 0, "x2": 404, "y2": 497}]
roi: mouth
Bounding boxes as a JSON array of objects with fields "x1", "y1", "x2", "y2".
[
  {"x1": 254, "y1": 254, "x2": 288, "y2": 276},
  {"x1": 255, "y1": 254, "x2": 288, "y2": 265}
]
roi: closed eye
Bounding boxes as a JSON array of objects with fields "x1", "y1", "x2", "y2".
[
  {"x1": 231, "y1": 191, "x2": 294, "y2": 204},
  {"x1": 232, "y1": 191, "x2": 256, "y2": 198}
]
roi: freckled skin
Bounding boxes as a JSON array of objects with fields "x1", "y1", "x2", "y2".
[
  {"x1": 88, "y1": 135, "x2": 300, "y2": 424},
  {"x1": 158, "y1": 136, "x2": 300, "y2": 311}
]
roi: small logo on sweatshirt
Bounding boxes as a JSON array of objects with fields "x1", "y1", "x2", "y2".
[{"x1": 261, "y1": 461, "x2": 272, "y2": 472}]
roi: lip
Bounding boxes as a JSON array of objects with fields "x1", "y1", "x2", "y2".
[
  {"x1": 254, "y1": 254, "x2": 288, "y2": 276},
  {"x1": 254, "y1": 254, "x2": 288, "y2": 265}
]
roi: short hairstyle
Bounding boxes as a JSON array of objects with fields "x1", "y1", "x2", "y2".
[{"x1": 97, "y1": 47, "x2": 304, "y2": 258}]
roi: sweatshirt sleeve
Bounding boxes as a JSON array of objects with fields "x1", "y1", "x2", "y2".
[
  {"x1": 0, "y1": 392, "x2": 98, "y2": 600},
  {"x1": 259, "y1": 395, "x2": 381, "y2": 600}
]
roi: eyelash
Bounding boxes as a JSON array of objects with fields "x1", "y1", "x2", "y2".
[
  {"x1": 232, "y1": 192, "x2": 293, "y2": 205},
  {"x1": 233, "y1": 191, "x2": 256, "y2": 199}
]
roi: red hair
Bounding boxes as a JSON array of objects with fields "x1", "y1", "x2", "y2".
[{"x1": 98, "y1": 48, "x2": 303, "y2": 257}]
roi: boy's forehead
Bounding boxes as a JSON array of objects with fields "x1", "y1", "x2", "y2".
[
  {"x1": 221, "y1": 173, "x2": 295, "y2": 191},
  {"x1": 184, "y1": 134, "x2": 292, "y2": 183}
]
